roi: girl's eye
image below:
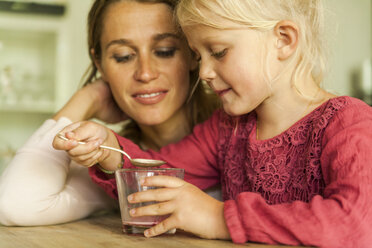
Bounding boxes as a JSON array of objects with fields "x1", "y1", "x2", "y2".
[
  {"x1": 155, "y1": 48, "x2": 176, "y2": 58},
  {"x1": 112, "y1": 54, "x2": 134, "y2": 63},
  {"x1": 211, "y1": 48, "x2": 227, "y2": 59}
]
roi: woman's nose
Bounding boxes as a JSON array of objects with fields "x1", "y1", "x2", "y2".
[
  {"x1": 134, "y1": 55, "x2": 159, "y2": 83},
  {"x1": 199, "y1": 60, "x2": 216, "y2": 82}
]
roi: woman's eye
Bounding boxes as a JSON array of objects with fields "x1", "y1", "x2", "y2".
[
  {"x1": 211, "y1": 48, "x2": 227, "y2": 59},
  {"x1": 155, "y1": 48, "x2": 176, "y2": 58},
  {"x1": 190, "y1": 49, "x2": 201, "y2": 62},
  {"x1": 113, "y1": 54, "x2": 134, "y2": 63}
]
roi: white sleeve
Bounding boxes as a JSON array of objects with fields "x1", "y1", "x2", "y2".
[{"x1": 0, "y1": 118, "x2": 116, "y2": 226}]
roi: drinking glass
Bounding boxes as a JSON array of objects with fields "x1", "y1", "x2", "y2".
[{"x1": 115, "y1": 168, "x2": 184, "y2": 234}]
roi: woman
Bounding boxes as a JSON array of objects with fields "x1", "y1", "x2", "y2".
[{"x1": 0, "y1": 0, "x2": 219, "y2": 226}]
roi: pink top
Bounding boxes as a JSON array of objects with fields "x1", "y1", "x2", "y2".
[{"x1": 89, "y1": 96, "x2": 372, "y2": 247}]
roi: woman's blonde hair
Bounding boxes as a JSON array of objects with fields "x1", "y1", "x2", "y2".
[
  {"x1": 83, "y1": 0, "x2": 220, "y2": 143},
  {"x1": 176, "y1": 0, "x2": 327, "y2": 89}
]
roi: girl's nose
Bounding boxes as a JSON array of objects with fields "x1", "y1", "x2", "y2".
[
  {"x1": 134, "y1": 55, "x2": 159, "y2": 83},
  {"x1": 199, "y1": 60, "x2": 216, "y2": 82}
]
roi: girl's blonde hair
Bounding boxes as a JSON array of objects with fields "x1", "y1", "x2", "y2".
[
  {"x1": 176, "y1": 0, "x2": 327, "y2": 88},
  {"x1": 83, "y1": 0, "x2": 220, "y2": 143}
]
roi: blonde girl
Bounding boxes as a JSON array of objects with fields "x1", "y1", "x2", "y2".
[{"x1": 54, "y1": 0, "x2": 372, "y2": 246}]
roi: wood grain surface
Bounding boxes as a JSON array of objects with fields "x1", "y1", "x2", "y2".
[{"x1": 0, "y1": 211, "x2": 306, "y2": 248}]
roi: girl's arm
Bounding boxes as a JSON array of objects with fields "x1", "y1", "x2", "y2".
[
  {"x1": 89, "y1": 110, "x2": 223, "y2": 200},
  {"x1": 224, "y1": 103, "x2": 372, "y2": 247},
  {"x1": 0, "y1": 118, "x2": 115, "y2": 226}
]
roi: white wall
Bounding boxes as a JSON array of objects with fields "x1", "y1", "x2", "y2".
[
  {"x1": 56, "y1": 0, "x2": 93, "y2": 108},
  {"x1": 323, "y1": 0, "x2": 371, "y2": 96},
  {"x1": 0, "y1": 0, "x2": 93, "y2": 172}
]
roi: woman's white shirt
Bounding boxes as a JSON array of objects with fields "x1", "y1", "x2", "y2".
[{"x1": 0, "y1": 117, "x2": 116, "y2": 226}]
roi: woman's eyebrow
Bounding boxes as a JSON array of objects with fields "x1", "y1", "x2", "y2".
[
  {"x1": 105, "y1": 38, "x2": 131, "y2": 50},
  {"x1": 105, "y1": 33, "x2": 181, "y2": 50},
  {"x1": 153, "y1": 33, "x2": 181, "y2": 41}
]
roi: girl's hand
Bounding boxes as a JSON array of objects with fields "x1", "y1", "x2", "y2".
[
  {"x1": 52, "y1": 121, "x2": 121, "y2": 170},
  {"x1": 128, "y1": 176, "x2": 231, "y2": 240}
]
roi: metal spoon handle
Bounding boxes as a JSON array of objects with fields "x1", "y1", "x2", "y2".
[
  {"x1": 98, "y1": 145, "x2": 132, "y2": 160},
  {"x1": 57, "y1": 133, "x2": 132, "y2": 160}
]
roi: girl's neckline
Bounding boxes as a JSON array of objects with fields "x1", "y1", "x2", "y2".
[{"x1": 251, "y1": 95, "x2": 346, "y2": 143}]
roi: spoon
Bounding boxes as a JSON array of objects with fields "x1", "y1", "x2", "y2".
[{"x1": 57, "y1": 133, "x2": 166, "y2": 167}]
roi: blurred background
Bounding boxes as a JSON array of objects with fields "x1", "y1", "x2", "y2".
[{"x1": 0, "y1": 0, "x2": 371, "y2": 174}]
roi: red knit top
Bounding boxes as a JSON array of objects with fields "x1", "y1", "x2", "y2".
[{"x1": 89, "y1": 96, "x2": 372, "y2": 247}]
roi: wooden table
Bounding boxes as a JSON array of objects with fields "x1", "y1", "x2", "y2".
[{"x1": 0, "y1": 211, "x2": 304, "y2": 248}]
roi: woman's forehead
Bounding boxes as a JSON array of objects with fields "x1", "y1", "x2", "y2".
[
  {"x1": 104, "y1": 1, "x2": 174, "y2": 28},
  {"x1": 102, "y1": 2, "x2": 176, "y2": 38}
]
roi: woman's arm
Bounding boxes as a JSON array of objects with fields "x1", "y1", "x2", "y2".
[
  {"x1": 0, "y1": 79, "x2": 123, "y2": 226},
  {"x1": 53, "y1": 79, "x2": 127, "y2": 123},
  {"x1": 0, "y1": 118, "x2": 116, "y2": 226}
]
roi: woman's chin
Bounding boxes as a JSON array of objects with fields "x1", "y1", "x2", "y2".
[
  {"x1": 132, "y1": 115, "x2": 168, "y2": 127},
  {"x1": 129, "y1": 106, "x2": 185, "y2": 127}
]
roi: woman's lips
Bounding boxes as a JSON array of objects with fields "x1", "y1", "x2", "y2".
[{"x1": 132, "y1": 90, "x2": 168, "y2": 105}]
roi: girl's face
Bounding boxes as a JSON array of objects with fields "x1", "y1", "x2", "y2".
[
  {"x1": 183, "y1": 24, "x2": 277, "y2": 116},
  {"x1": 97, "y1": 2, "x2": 197, "y2": 125}
]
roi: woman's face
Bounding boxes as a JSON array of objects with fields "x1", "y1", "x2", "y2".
[{"x1": 97, "y1": 1, "x2": 197, "y2": 126}]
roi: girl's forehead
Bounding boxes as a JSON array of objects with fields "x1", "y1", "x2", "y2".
[
  {"x1": 183, "y1": 25, "x2": 246, "y2": 41},
  {"x1": 178, "y1": 4, "x2": 246, "y2": 32},
  {"x1": 183, "y1": 24, "x2": 218, "y2": 37}
]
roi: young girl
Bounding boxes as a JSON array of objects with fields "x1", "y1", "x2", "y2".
[{"x1": 53, "y1": 0, "x2": 372, "y2": 246}]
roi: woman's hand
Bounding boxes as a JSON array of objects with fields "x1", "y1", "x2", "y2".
[
  {"x1": 84, "y1": 79, "x2": 127, "y2": 123},
  {"x1": 53, "y1": 79, "x2": 127, "y2": 123},
  {"x1": 52, "y1": 121, "x2": 121, "y2": 170},
  {"x1": 128, "y1": 176, "x2": 231, "y2": 240}
]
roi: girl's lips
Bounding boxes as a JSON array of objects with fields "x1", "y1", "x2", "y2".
[
  {"x1": 215, "y1": 88, "x2": 231, "y2": 97},
  {"x1": 132, "y1": 90, "x2": 168, "y2": 105}
]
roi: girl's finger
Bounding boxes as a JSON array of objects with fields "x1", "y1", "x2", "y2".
[
  {"x1": 128, "y1": 187, "x2": 178, "y2": 203},
  {"x1": 68, "y1": 149, "x2": 99, "y2": 163},
  {"x1": 130, "y1": 201, "x2": 175, "y2": 217},
  {"x1": 60, "y1": 121, "x2": 82, "y2": 134},
  {"x1": 142, "y1": 175, "x2": 185, "y2": 188},
  {"x1": 52, "y1": 135, "x2": 78, "y2": 151},
  {"x1": 66, "y1": 122, "x2": 105, "y2": 143},
  {"x1": 144, "y1": 216, "x2": 178, "y2": 238},
  {"x1": 67, "y1": 139, "x2": 102, "y2": 156},
  {"x1": 53, "y1": 122, "x2": 86, "y2": 150},
  {"x1": 74, "y1": 150, "x2": 104, "y2": 167}
]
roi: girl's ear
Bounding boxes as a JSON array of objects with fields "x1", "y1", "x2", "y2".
[
  {"x1": 91, "y1": 49, "x2": 107, "y2": 80},
  {"x1": 274, "y1": 20, "x2": 299, "y2": 60}
]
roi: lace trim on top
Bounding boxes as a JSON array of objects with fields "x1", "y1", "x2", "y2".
[{"x1": 217, "y1": 96, "x2": 349, "y2": 204}]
